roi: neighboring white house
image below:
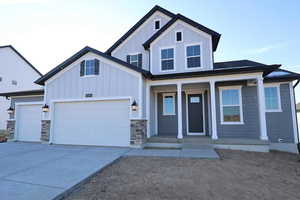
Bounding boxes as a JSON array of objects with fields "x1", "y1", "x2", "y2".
[
  {"x1": 0, "y1": 45, "x2": 42, "y2": 130},
  {"x1": 1, "y1": 6, "x2": 299, "y2": 153}
]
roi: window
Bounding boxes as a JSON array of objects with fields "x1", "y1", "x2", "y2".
[
  {"x1": 176, "y1": 31, "x2": 182, "y2": 42},
  {"x1": 161, "y1": 48, "x2": 174, "y2": 71},
  {"x1": 80, "y1": 59, "x2": 99, "y2": 77},
  {"x1": 163, "y1": 93, "x2": 175, "y2": 115},
  {"x1": 220, "y1": 87, "x2": 243, "y2": 124},
  {"x1": 264, "y1": 85, "x2": 281, "y2": 112},
  {"x1": 0, "y1": 77, "x2": 2, "y2": 82},
  {"x1": 154, "y1": 20, "x2": 160, "y2": 30},
  {"x1": 127, "y1": 54, "x2": 142, "y2": 67},
  {"x1": 12, "y1": 80, "x2": 17, "y2": 85},
  {"x1": 186, "y1": 45, "x2": 201, "y2": 68}
]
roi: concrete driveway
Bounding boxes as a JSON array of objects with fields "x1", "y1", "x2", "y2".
[{"x1": 0, "y1": 142, "x2": 129, "y2": 200}]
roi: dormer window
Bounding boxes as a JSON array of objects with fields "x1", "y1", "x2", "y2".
[
  {"x1": 176, "y1": 31, "x2": 182, "y2": 42},
  {"x1": 161, "y1": 48, "x2": 174, "y2": 71},
  {"x1": 80, "y1": 59, "x2": 100, "y2": 77},
  {"x1": 186, "y1": 45, "x2": 201, "y2": 68},
  {"x1": 154, "y1": 20, "x2": 160, "y2": 30}
]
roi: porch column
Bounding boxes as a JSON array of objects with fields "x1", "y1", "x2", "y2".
[
  {"x1": 257, "y1": 77, "x2": 268, "y2": 140},
  {"x1": 177, "y1": 83, "x2": 183, "y2": 139},
  {"x1": 146, "y1": 83, "x2": 151, "y2": 138},
  {"x1": 210, "y1": 80, "x2": 218, "y2": 140}
]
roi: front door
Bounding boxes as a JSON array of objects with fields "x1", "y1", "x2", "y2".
[{"x1": 187, "y1": 93, "x2": 204, "y2": 135}]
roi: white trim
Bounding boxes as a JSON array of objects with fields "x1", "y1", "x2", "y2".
[
  {"x1": 184, "y1": 43, "x2": 203, "y2": 71},
  {"x1": 49, "y1": 96, "x2": 132, "y2": 144},
  {"x1": 289, "y1": 82, "x2": 299, "y2": 144},
  {"x1": 154, "y1": 91, "x2": 158, "y2": 135},
  {"x1": 138, "y1": 75, "x2": 143, "y2": 118},
  {"x1": 264, "y1": 83, "x2": 282, "y2": 112},
  {"x1": 219, "y1": 85, "x2": 244, "y2": 125},
  {"x1": 154, "y1": 18, "x2": 161, "y2": 30},
  {"x1": 162, "y1": 93, "x2": 176, "y2": 116},
  {"x1": 210, "y1": 80, "x2": 218, "y2": 139},
  {"x1": 45, "y1": 52, "x2": 141, "y2": 85},
  {"x1": 111, "y1": 11, "x2": 172, "y2": 55},
  {"x1": 257, "y1": 77, "x2": 268, "y2": 140},
  {"x1": 185, "y1": 91, "x2": 205, "y2": 136},
  {"x1": 175, "y1": 30, "x2": 183, "y2": 42},
  {"x1": 146, "y1": 83, "x2": 151, "y2": 138},
  {"x1": 159, "y1": 46, "x2": 176, "y2": 72},
  {"x1": 14, "y1": 102, "x2": 43, "y2": 141},
  {"x1": 148, "y1": 72, "x2": 263, "y2": 86},
  {"x1": 177, "y1": 83, "x2": 183, "y2": 139}
]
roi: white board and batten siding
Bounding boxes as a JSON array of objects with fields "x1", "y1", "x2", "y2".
[
  {"x1": 112, "y1": 11, "x2": 172, "y2": 71},
  {"x1": 45, "y1": 52, "x2": 141, "y2": 119}
]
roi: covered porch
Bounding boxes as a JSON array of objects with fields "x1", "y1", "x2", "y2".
[{"x1": 145, "y1": 73, "x2": 269, "y2": 142}]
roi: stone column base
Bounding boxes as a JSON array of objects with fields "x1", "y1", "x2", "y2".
[
  {"x1": 130, "y1": 119, "x2": 147, "y2": 147},
  {"x1": 41, "y1": 120, "x2": 51, "y2": 142},
  {"x1": 6, "y1": 120, "x2": 15, "y2": 140}
]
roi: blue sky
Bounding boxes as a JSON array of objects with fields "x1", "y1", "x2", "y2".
[{"x1": 1, "y1": 0, "x2": 300, "y2": 100}]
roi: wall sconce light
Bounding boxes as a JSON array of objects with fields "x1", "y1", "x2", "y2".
[
  {"x1": 42, "y1": 104, "x2": 49, "y2": 112},
  {"x1": 7, "y1": 107, "x2": 14, "y2": 114},
  {"x1": 131, "y1": 100, "x2": 138, "y2": 111}
]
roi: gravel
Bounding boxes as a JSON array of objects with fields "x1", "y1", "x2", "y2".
[{"x1": 64, "y1": 150, "x2": 300, "y2": 200}]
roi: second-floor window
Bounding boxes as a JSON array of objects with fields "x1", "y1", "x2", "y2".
[
  {"x1": 161, "y1": 48, "x2": 174, "y2": 71},
  {"x1": 80, "y1": 59, "x2": 100, "y2": 77},
  {"x1": 154, "y1": 20, "x2": 160, "y2": 30},
  {"x1": 127, "y1": 54, "x2": 142, "y2": 68},
  {"x1": 186, "y1": 45, "x2": 201, "y2": 68}
]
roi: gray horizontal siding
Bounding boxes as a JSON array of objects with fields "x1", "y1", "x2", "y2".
[
  {"x1": 266, "y1": 83, "x2": 295, "y2": 143},
  {"x1": 216, "y1": 85, "x2": 260, "y2": 139}
]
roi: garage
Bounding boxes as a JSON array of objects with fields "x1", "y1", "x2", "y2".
[
  {"x1": 15, "y1": 103, "x2": 42, "y2": 142},
  {"x1": 52, "y1": 99, "x2": 130, "y2": 147}
]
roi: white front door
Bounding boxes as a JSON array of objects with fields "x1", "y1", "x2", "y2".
[
  {"x1": 16, "y1": 103, "x2": 42, "y2": 142},
  {"x1": 52, "y1": 99, "x2": 130, "y2": 147}
]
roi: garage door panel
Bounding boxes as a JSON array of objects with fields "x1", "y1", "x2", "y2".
[
  {"x1": 53, "y1": 100, "x2": 130, "y2": 147},
  {"x1": 16, "y1": 104, "x2": 42, "y2": 142}
]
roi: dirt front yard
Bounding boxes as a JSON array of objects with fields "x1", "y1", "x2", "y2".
[{"x1": 64, "y1": 150, "x2": 300, "y2": 200}]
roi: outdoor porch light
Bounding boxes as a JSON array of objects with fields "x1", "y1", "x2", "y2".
[
  {"x1": 42, "y1": 104, "x2": 49, "y2": 112},
  {"x1": 131, "y1": 100, "x2": 138, "y2": 111},
  {"x1": 7, "y1": 107, "x2": 14, "y2": 114}
]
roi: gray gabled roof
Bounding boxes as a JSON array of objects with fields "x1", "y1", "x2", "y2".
[
  {"x1": 0, "y1": 45, "x2": 42, "y2": 76},
  {"x1": 35, "y1": 46, "x2": 150, "y2": 85}
]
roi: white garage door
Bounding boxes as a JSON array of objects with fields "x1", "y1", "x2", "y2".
[
  {"x1": 52, "y1": 99, "x2": 130, "y2": 147},
  {"x1": 16, "y1": 104, "x2": 42, "y2": 142}
]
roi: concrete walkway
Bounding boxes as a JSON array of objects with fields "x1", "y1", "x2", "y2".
[{"x1": 0, "y1": 142, "x2": 129, "y2": 200}]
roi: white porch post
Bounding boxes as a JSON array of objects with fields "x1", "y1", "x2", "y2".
[
  {"x1": 146, "y1": 83, "x2": 151, "y2": 138},
  {"x1": 177, "y1": 83, "x2": 183, "y2": 139},
  {"x1": 257, "y1": 77, "x2": 268, "y2": 140},
  {"x1": 210, "y1": 80, "x2": 218, "y2": 140}
]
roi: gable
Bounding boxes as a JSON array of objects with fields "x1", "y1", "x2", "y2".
[
  {"x1": 35, "y1": 46, "x2": 148, "y2": 85},
  {"x1": 106, "y1": 5, "x2": 175, "y2": 55}
]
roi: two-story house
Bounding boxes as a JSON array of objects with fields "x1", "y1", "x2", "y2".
[
  {"x1": 1, "y1": 6, "x2": 299, "y2": 153},
  {"x1": 0, "y1": 45, "x2": 42, "y2": 132}
]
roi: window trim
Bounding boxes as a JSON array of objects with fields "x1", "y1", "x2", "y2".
[
  {"x1": 219, "y1": 86, "x2": 244, "y2": 125},
  {"x1": 160, "y1": 46, "x2": 176, "y2": 72},
  {"x1": 128, "y1": 52, "x2": 141, "y2": 67},
  {"x1": 154, "y1": 19, "x2": 161, "y2": 30},
  {"x1": 175, "y1": 30, "x2": 183, "y2": 42},
  {"x1": 185, "y1": 43, "x2": 203, "y2": 70},
  {"x1": 264, "y1": 83, "x2": 282, "y2": 112},
  {"x1": 163, "y1": 93, "x2": 176, "y2": 116}
]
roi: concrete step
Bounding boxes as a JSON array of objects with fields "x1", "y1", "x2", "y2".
[
  {"x1": 182, "y1": 143, "x2": 214, "y2": 150},
  {"x1": 147, "y1": 137, "x2": 182, "y2": 143},
  {"x1": 144, "y1": 142, "x2": 182, "y2": 149}
]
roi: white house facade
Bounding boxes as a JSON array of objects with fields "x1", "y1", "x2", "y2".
[
  {"x1": 1, "y1": 6, "x2": 299, "y2": 153},
  {"x1": 0, "y1": 45, "x2": 42, "y2": 131}
]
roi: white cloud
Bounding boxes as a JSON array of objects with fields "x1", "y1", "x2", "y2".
[{"x1": 246, "y1": 43, "x2": 286, "y2": 55}]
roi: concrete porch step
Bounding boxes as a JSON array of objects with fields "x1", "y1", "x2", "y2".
[
  {"x1": 144, "y1": 142, "x2": 182, "y2": 149},
  {"x1": 147, "y1": 137, "x2": 181, "y2": 143}
]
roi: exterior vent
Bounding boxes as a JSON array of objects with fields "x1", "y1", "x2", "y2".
[
  {"x1": 85, "y1": 93, "x2": 93, "y2": 98},
  {"x1": 247, "y1": 80, "x2": 257, "y2": 86}
]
